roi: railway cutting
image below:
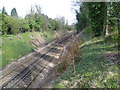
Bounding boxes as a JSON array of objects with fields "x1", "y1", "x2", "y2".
[{"x1": 0, "y1": 32, "x2": 77, "y2": 88}]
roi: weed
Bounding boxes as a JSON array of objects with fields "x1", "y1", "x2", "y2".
[
  {"x1": 54, "y1": 31, "x2": 119, "y2": 88},
  {"x1": 55, "y1": 34, "x2": 81, "y2": 75},
  {"x1": 1, "y1": 30, "x2": 56, "y2": 67}
]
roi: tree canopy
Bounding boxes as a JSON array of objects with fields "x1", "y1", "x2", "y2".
[
  {"x1": 11, "y1": 8, "x2": 18, "y2": 17},
  {"x1": 2, "y1": 7, "x2": 8, "y2": 15},
  {"x1": 75, "y1": 2, "x2": 120, "y2": 37},
  {"x1": 1, "y1": 5, "x2": 73, "y2": 35}
]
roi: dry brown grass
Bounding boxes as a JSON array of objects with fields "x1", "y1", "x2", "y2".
[{"x1": 56, "y1": 34, "x2": 81, "y2": 74}]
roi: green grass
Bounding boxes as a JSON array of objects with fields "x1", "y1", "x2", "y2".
[
  {"x1": 42, "y1": 30, "x2": 55, "y2": 43},
  {"x1": 1, "y1": 30, "x2": 56, "y2": 68},
  {"x1": 2, "y1": 36, "x2": 33, "y2": 67},
  {"x1": 54, "y1": 32, "x2": 119, "y2": 88}
]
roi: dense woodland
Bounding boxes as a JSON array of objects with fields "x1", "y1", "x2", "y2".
[
  {"x1": 0, "y1": 5, "x2": 74, "y2": 35},
  {"x1": 75, "y1": 2, "x2": 120, "y2": 39}
]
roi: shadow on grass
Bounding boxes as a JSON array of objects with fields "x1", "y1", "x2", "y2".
[{"x1": 54, "y1": 36, "x2": 119, "y2": 88}]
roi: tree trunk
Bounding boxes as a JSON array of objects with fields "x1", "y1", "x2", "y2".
[
  {"x1": 105, "y1": 17, "x2": 109, "y2": 37},
  {"x1": 105, "y1": 2, "x2": 112, "y2": 40}
]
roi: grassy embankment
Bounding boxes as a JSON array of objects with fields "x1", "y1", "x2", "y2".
[
  {"x1": 1, "y1": 30, "x2": 59, "y2": 68},
  {"x1": 54, "y1": 31, "x2": 119, "y2": 88}
]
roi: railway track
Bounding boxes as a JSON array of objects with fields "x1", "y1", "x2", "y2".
[{"x1": 1, "y1": 32, "x2": 77, "y2": 88}]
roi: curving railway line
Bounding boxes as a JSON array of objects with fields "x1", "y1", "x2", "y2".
[{"x1": 0, "y1": 32, "x2": 77, "y2": 88}]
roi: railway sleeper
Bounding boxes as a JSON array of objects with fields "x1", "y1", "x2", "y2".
[{"x1": 1, "y1": 32, "x2": 76, "y2": 88}]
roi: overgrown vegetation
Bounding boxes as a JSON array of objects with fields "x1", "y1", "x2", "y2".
[
  {"x1": 55, "y1": 34, "x2": 80, "y2": 75},
  {"x1": 75, "y1": 2, "x2": 120, "y2": 38},
  {"x1": 53, "y1": 2, "x2": 119, "y2": 88},
  {"x1": 54, "y1": 31, "x2": 119, "y2": 88},
  {"x1": 0, "y1": 6, "x2": 74, "y2": 35},
  {"x1": 1, "y1": 30, "x2": 56, "y2": 67}
]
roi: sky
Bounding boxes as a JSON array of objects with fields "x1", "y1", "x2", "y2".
[{"x1": 0, "y1": 0, "x2": 76, "y2": 25}]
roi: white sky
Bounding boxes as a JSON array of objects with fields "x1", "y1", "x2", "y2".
[{"x1": 0, "y1": 0, "x2": 76, "y2": 25}]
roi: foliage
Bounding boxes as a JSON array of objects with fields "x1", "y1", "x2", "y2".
[
  {"x1": 11, "y1": 8, "x2": 18, "y2": 17},
  {"x1": 1, "y1": 5, "x2": 72, "y2": 35},
  {"x1": 48, "y1": 18, "x2": 58, "y2": 30},
  {"x1": 75, "y1": 2, "x2": 120, "y2": 37},
  {"x1": 106, "y1": 2, "x2": 120, "y2": 36},
  {"x1": 86, "y1": 2, "x2": 107, "y2": 37},
  {"x1": 1, "y1": 7, "x2": 8, "y2": 15},
  {"x1": 55, "y1": 16, "x2": 66, "y2": 30},
  {"x1": 20, "y1": 19, "x2": 30, "y2": 33},
  {"x1": 53, "y1": 2, "x2": 119, "y2": 88},
  {"x1": 76, "y1": 3, "x2": 90, "y2": 32},
  {"x1": 1, "y1": 30, "x2": 56, "y2": 67},
  {"x1": 1, "y1": 15, "x2": 21, "y2": 34},
  {"x1": 54, "y1": 31, "x2": 119, "y2": 88}
]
